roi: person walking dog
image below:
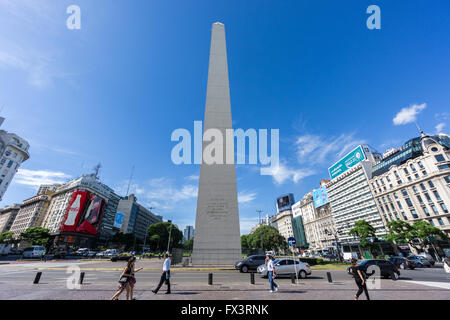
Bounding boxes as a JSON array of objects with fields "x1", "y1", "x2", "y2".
[
  {"x1": 152, "y1": 253, "x2": 171, "y2": 294},
  {"x1": 349, "y1": 258, "x2": 370, "y2": 300},
  {"x1": 266, "y1": 254, "x2": 279, "y2": 293}
]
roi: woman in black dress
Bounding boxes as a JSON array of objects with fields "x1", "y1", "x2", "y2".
[{"x1": 349, "y1": 258, "x2": 370, "y2": 300}]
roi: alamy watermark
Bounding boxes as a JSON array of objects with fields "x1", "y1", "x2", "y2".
[{"x1": 171, "y1": 121, "x2": 279, "y2": 175}]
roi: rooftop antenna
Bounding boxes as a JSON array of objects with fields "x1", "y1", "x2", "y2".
[
  {"x1": 126, "y1": 165, "x2": 135, "y2": 196},
  {"x1": 93, "y1": 163, "x2": 102, "y2": 179},
  {"x1": 415, "y1": 122, "x2": 425, "y2": 136}
]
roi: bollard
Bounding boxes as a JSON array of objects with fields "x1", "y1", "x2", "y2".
[
  {"x1": 208, "y1": 273, "x2": 213, "y2": 285},
  {"x1": 250, "y1": 272, "x2": 255, "y2": 285},
  {"x1": 79, "y1": 272, "x2": 85, "y2": 285},
  {"x1": 291, "y1": 273, "x2": 296, "y2": 284},
  {"x1": 33, "y1": 272, "x2": 42, "y2": 284},
  {"x1": 326, "y1": 272, "x2": 333, "y2": 283}
]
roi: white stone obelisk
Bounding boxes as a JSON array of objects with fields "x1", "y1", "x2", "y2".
[{"x1": 192, "y1": 22, "x2": 241, "y2": 265}]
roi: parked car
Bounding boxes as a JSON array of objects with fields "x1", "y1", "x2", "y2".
[
  {"x1": 86, "y1": 251, "x2": 98, "y2": 258},
  {"x1": 235, "y1": 255, "x2": 266, "y2": 273},
  {"x1": 22, "y1": 246, "x2": 46, "y2": 258},
  {"x1": 111, "y1": 252, "x2": 133, "y2": 262},
  {"x1": 347, "y1": 259, "x2": 400, "y2": 280},
  {"x1": 9, "y1": 248, "x2": 22, "y2": 255},
  {"x1": 408, "y1": 255, "x2": 432, "y2": 268},
  {"x1": 389, "y1": 256, "x2": 416, "y2": 270},
  {"x1": 417, "y1": 252, "x2": 435, "y2": 266},
  {"x1": 257, "y1": 258, "x2": 311, "y2": 279}
]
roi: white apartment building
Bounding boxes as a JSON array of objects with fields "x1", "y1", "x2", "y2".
[
  {"x1": 270, "y1": 209, "x2": 294, "y2": 241},
  {"x1": 370, "y1": 132, "x2": 450, "y2": 242},
  {"x1": 0, "y1": 117, "x2": 30, "y2": 201},
  {"x1": 0, "y1": 203, "x2": 20, "y2": 233},
  {"x1": 297, "y1": 192, "x2": 335, "y2": 252},
  {"x1": 42, "y1": 174, "x2": 120, "y2": 244},
  {"x1": 9, "y1": 185, "x2": 59, "y2": 239},
  {"x1": 326, "y1": 145, "x2": 386, "y2": 244}
]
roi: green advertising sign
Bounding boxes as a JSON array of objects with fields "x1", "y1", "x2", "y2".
[{"x1": 328, "y1": 145, "x2": 366, "y2": 179}]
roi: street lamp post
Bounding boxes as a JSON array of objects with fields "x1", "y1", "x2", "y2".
[
  {"x1": 257, "y1": 210, "x2": 264, "y2": 253},
  {"x1": 325, "y1": 228, "x2": 342, "y2": 262},
  {"x1": 167, "y1": 220, "x2": 172, "y2": 253}
]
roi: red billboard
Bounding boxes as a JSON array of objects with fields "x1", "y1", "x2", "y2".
[
  {"x1": 59, "y1": 190, "x2": 89, "y2": 232},
  {"x1": 76, "y1": 194, "x2": 105, "y2": 235}
]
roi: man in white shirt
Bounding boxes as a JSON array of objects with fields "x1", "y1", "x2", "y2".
[
  {"x1": 266, "y1": 254, "x2": 279, "y2": 293},
  {"x1": 152, "y1": 253, "x2": 171, "y2": 294}
]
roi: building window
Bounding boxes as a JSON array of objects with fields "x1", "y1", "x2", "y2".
[
  {"x1": 394, "y1": 193, "x2": 398, "y2": 199},
  {"x1": 397, "y1": 201, "x2": 403, "y2": 209},
  {"x1": 401, "y1": 189, "x2": 408, "y2": 197},
  {"x1": 440, "y1": 203, "x2": 448, "y2": 213},
  {"x1": 6, "y1": 160, "x2": 13, "y2": 168},
  {"x1": 391, "y1": 203, "x2": 395, "y2": 211},
  {"x1": 418, "y1": 161, "x2": 424, "y2": 169},
  {"x1": 433, "y1": 190, "x2": 441, "y2": 201},
  {"x1": 404, "y1": 168, "x2": 409, "y2": 175},
  {"x1": 410, "y1": 164, "x2": 416, "y2": 172},
  {"x1": 431, "y1": 205, "x2": 439, "y2": 215},
  {"x1": 438, "y1": 164, "x2": 450, "y2": 170},
  {"x1": 422, "y1": 170, "x2": 427, "y2": 176},
  {"x1": 407, "y1": 176, "x2": 412, "y2": 182},
  {"x1": 438, "y1": 218, "x2": 445, "y2": 226},
  {"x1": 444, "y1": 175, "x2": 450, "y2": 184},
  {"x1": 420, "y1": 183, "x2": 426, "y2": 191},
  {"x1": 386, "y1": 176, "x2": 391, "y2": 182},
  {"x1": 423, "y1": 207, "x2": 430, "y2": 217},
  {"x1": 397, "y1": 180, "x2": 403, "y2": 185},
  {"x1": 405, "y1": 198, "x2": 413, "y2": 207},
  {"x1": 411, "y1": 209, "x2": 418, "y2": 219},
  {"x1": 394, "y1": 171, "x2": 400, "y2": 178},
  {"x1": 428, "y1": 181, "x2": 435, "y2": 188},
  {"x1": 417, "y1": 195, "x2": 424, "y2": 205},
  {"x1": 434, "y1": 154, "x2": 445, "y2": 162},
  {"x1": 429, "y1": 220, "x2": 435, "y2": 226},
  {"x1": 424, "y1": 193, "x2": 432, "y2": 203},
  {"x1": 401, "y1": 212, "x2": 407, "y2": 220},
  {"x1": 413, "y1": 186, "x2": 419, "y2": 193}
]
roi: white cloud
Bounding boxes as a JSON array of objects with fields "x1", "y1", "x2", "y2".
[
  {"x1": 393, "y1": 103, "x2": 426, "y2": 125},
  {"x1": 185, "y1": 175, "x2": 199, "y2": 181},
  {"x1": 264, "y1": 162, "x2": 316, "y2": 185},
  {"x1": 14, "y1": 169, "x2": 71, "y2": 188},
  {"x1": 295, "y1": 133, "x2": 366, "y2": 165},
  {"x1": 435, "y1": 123, "x2": 446, "y2": 134},
  {"x1": 238, "y1": 191, "x2": 257, "y2": 204}
]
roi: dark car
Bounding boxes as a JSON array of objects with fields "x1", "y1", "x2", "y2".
[
  {"x1": 234, "y1": 255, "x2": 267, "y2": 273},
  {"x1": 111, "y1": 253, "x2": 133, "y2": 262},
  {"x1": 347, "y1": 259, "x2": 400, "y2": 280},
  {"x1": 389, "y1": 256, "x2": 416, "y2": 270}
]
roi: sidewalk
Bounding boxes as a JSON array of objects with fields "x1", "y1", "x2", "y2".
[{"x1": 1, "y1": 278, "x2": 449, "y2": 300}]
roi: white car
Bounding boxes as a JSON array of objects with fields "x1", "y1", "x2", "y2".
[
  {"x1": 22, "y1": 246, "x2": 45, "y2": 258},
  {"x1": 257, "y1": 258, "x2": 311, "y2": 279}
]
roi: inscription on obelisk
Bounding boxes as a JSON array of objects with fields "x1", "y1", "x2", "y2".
[{"x1": 192, "y1": 22, "x2": 241, "y2": 265}]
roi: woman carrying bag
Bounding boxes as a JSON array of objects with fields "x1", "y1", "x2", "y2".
[{"x1": 111, "y1": 256, "x2": 143, "y2": 300}]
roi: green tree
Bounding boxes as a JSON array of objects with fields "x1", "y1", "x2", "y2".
[
  {"x1": 112, "y1": 232, "x2": 135, "y2": 250},
  {"x1": 20, "y1": 227, "x2": 51, "y2": 246},
  {"x1": 0, "y1": 231, "x2": 14, "y2": 244},
  {"x1": 348, "y1": 220, "x2": 377, "y2": 257},
  {"x1": 240, "y1": 234, "x2": 250, "y2": 250},
  {"x1": 247, "y1": 225, "x2": 287, "y2": 251},
  {"x1": 183, "y1": 238, "x2": 194, "y2": 251},
  {"x1": 384, "y1": 220, "x2": 447, "y2": 252},
  {"x1": 147, "y1": 222, "x2": 183, "y2": 252}
]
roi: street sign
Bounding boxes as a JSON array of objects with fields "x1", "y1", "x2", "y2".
[{"x1": 288, "y1": 237, "x2": 296, "y2": 246}]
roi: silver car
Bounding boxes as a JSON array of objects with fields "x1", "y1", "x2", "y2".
[{"x1": 257, "y1": 258, "x2": 312, "y2": 279}]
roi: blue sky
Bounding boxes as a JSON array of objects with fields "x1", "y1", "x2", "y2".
[{"x1": 1, "y1": 0, "x2": 449, "y2": 234}]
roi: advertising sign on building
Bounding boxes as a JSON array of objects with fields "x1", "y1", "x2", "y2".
[
  {"x1": 312, "y1": 186, "x2": 329, "y2": 208},
  {"x1": 113, "y1": 212, "x2": 124, "y2": 229},
  {"x1": 60, "y1": 190, "x2": 89, "y2": 232},
  {"x1": 328, "y1": 145, "x2": 366, "y2": 179},
  {"x1": 291, "y1": 201, "x2": 302, "y2": 218},
  {"x1": 76, "y1": 194, "x2": 105, "y2": 235},
  {"x1": 276, "y1": 193, "x2": 295, "y2": 212}
]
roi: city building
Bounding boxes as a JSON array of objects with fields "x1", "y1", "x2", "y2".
[
  {"x1": 42, "y1": 174, "x2": 120, "y2": 248},
  {"x1": 116, "y1": 194, "x2": 162, "y2": 242},
  {"x1": 183, "y1": 225, "x2": 195, "y2": 242},
  {"x1": 9, "y1": 184, "x2": 59, "y2": 240},
  {"x1": 0, "y1": 117, "x2": 30, "y2": 201},
  {"x1": 370, "y1": 131, "x2": 450, "y2": 256},
  {"x1": 249, "y1": 213, "x2": 269, "y2": 234},
  {"x1": 297, "y1": 186, "x2": 336, "y2": 253},
  {"x1": 326, "y1": 145, "x2": 387, "y2": 257},
  {"x1": 0, "y1": 203, "x2": 21, "y2": 233},
  {"x1": 270, "y1": 209, "x2": 295, "y2": 241}
]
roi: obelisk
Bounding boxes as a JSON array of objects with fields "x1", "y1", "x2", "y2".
[{"x1": 192, "y1": 22, "x2": 241, "y2": 265}]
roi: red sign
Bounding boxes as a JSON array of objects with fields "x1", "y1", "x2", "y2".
[
  {"x1": 59, "y1": 191, "x2": 88, "y2": 232},
  {"x1": 76, "y1": 195, "x2": 105, "y2": 235}
]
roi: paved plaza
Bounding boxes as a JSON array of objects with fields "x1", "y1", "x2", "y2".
[{"x1": 0, "y1": 259, "x2": 449, "y2": 300}]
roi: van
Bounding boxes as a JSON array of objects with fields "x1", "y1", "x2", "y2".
[{"x1": 22, "y1": 246, "x2": 46, "y2": 258}]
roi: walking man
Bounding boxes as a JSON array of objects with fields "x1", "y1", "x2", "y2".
[
  {"x1": 152, "y1": 252, "x2": 171, "y2": 294},
  {"x1": 266, "y1": 254, "x2": 279, "y2": 293}
]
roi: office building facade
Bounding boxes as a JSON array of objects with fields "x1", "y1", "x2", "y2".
[{"x1": 0, "y1": 204, "x2": 21, "y2": 233}]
